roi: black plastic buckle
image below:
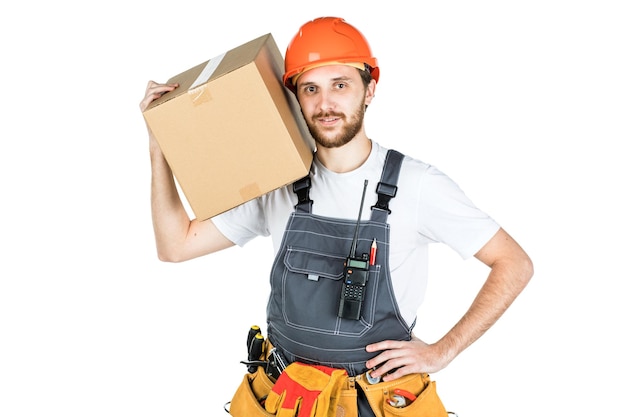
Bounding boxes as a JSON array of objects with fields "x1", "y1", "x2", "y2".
[
  {"x1": 372, "y1": 181, "x2": 397, "y2": 214},
  {"x1": 376, "y1": 182, "x2": 397, "y2": 198},
  {"x1": 293, "y1": 176, "x2": 312, "y2": 206},
  {"x1": 293, "y1": 176, "x2": 311, "y2": 193}
]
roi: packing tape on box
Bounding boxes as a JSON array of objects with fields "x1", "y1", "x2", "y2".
[
  {"x1": 189, "y1": 84, "x2": 212, "y2": 105},
  {"x1": 239, "y1": 182, "x2": 262, "y2": 201},
  {"x1": 189, "y1": 52, "x2": 226, "y2": 105},
  {"x1": 190, "y1": 53, "x2": 226, "y2": 89}
]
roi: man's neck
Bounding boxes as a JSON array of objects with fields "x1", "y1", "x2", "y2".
[{"x1": 316, "y1": 135, "x2": 372, "y2": 173}]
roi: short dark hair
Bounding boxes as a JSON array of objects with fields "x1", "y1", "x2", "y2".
[
  {"x1": 359, "y1": 67, "x2": 374, "y2": 111},
  {"x1": 359, "y1": 66, "x2": 374, "y2": 88}
]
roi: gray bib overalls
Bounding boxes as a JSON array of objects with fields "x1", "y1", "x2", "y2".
[{"x1": 266, "y1": 150, "x2": 414, "y2": 382}]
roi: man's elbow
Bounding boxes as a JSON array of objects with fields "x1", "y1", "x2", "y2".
[
  {"x1": 518, "y1": 252, "x2": 534, "y2": 287},
  {"x1": 156, "y1": 246, "x2": 187, "y2": 263}
]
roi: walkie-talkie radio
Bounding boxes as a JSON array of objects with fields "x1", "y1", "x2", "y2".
[{"x1": 339, "y1": 180, "x2": 370, "y2": 320}]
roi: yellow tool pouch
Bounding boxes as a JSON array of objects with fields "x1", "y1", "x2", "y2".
[
  {"x1": 228, "y1": 367, "x2": 448, "y2": 417},
  {"x1": 227, "y1": 332, "x2": 447, "y2": 417},
  {"x1": 228, "y1": 366, "x2": 275, "y2": 416},
  {"x1": 264, "y1": 362, "x2": 347, "y2": 417},
  {"x1": 355, "y1": 372, "x2": 448, "y2": 417},
  {"x1": 227, "y1": 363, "x2": 347, "y2": 417}
]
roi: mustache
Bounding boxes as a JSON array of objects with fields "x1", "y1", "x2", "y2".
[{"x1": 314, "y1": 111, "x2": 344, "y2": 119}]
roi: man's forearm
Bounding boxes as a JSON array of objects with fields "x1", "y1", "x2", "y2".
[
  {"x1": 435, "y1": 254, "x2": 533, "y2": 366},
  {"x1": 149, "y1": 139, "x2": 192, "y2": 261}
]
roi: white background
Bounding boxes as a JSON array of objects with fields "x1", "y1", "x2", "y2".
[{"x1": 1, "y1": 1, "x2": 625, "y2": 416}]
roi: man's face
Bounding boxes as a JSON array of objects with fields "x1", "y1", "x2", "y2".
[{"x1": 295, "y1": 65, "x2": 374, "y2": 149}]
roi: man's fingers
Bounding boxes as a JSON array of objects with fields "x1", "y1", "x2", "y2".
[{"x1": 140, "y1": 82, "x2": 179, "y2": 111}]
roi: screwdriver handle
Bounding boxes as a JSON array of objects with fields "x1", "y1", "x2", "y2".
[
  {"x1": 246, "y1": 325, "x2": 261, "y2": 351},
  {"x1": 248, "y1": 333, "x2": 264, "y2": 373}
]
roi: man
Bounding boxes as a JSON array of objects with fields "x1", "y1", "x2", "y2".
[{"x1": 140, "y1": 16, "x2": 533, "y2": 417}]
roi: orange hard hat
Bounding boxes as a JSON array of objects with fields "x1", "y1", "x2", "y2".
[{"x1": 283, "y1": 17, "x2": 379, "y2": 92}]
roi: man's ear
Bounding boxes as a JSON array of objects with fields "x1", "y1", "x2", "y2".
[{"x1": 365, "y1": 79, "x2": 377, "y2": 105}]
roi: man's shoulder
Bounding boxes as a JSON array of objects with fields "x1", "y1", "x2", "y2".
[{"x1": 374, "y1": 143, "x2": 431, "y2": 170}]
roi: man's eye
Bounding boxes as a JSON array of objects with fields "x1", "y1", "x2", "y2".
[
  {"x1": 336, "y1": 83, "x2": 346, "y2": 89},
  {"x1": 305, "y1": 86, "x2": 316, "y2": 93}
]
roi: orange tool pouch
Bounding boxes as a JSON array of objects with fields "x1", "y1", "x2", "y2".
[
  {"x1": 264, "y1": 362, "x2": 347, "y2": 417},
  {"x1": 227, "y1": 331, "x2": 448, "y2": 416},
  {"x1": 227, "y1": 364, "x2": 448, "y2": 417},
  {"x1": 228, "y1": 366, "x2": 275, "y2": 416},
  {"x1": 353, "y1": 372, "x2": 448, "y2": 417}
]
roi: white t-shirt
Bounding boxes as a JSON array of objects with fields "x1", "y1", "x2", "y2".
[{"x1": 212, "y1": 141, "x2": 500, "y2": 324}]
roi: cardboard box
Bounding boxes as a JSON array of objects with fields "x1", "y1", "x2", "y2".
[{"x1": 143, "y1": 34, "x2": 314, "y2": 220}]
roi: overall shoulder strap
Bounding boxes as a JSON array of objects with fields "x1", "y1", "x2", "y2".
[
  {"x1": 371, "y1": 149, "x2": 404, "y2": 222},
  {"x1": 293, "y1": 149, "x2": 405, "y2": 217},
  {"x1": 293, "y1": 175, "x2": 313, "y2": 213}
]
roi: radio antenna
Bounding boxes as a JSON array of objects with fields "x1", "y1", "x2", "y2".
[{"x1": 349, "y1": 179, "x2": 368, "y2": 258}]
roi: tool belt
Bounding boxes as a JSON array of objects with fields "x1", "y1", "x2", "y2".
[{"x1": 226, "y1": 337, "x2": 450, "y2": 417}]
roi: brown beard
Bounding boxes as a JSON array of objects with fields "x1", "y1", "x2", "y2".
[{"x1": 304, "y1": 96, "x2": 366, "y2": 149}]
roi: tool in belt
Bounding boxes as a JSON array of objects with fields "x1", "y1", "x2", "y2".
[
  {"x1": 240, "y1": 325, "x2": 287, "y2": 381},
  {"x1": 227, "y1": 325, "x2": 455, "y2": 417}
]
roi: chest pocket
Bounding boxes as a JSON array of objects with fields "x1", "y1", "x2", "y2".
[{"x1": 279, "y1": 245, "x2": 381, "y2": 336}]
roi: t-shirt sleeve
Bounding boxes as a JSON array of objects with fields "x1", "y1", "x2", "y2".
[
  {"x1": 419, "y1": 166, "x2": 500, "y2": 259},
  {"x1": 211, "y1": 197, "x2": 270, "y2": 247}
]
